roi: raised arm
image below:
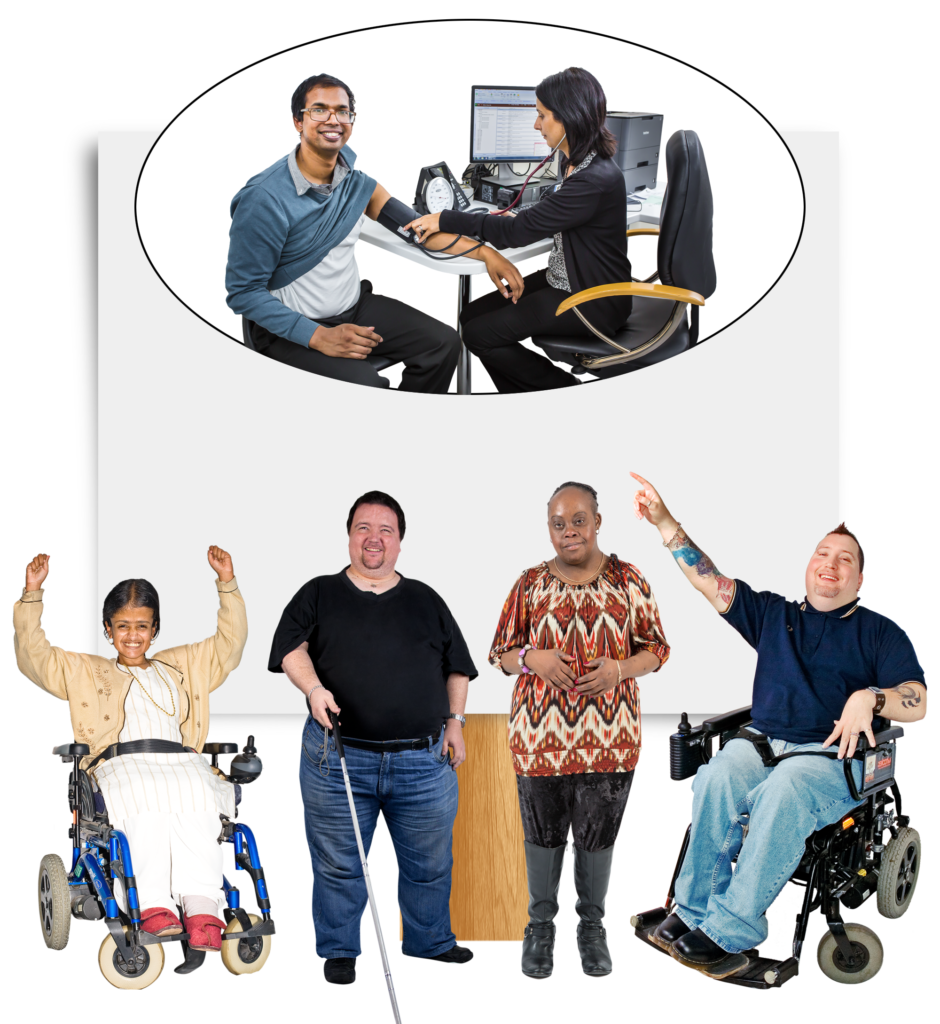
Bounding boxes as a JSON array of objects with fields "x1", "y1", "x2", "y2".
[
  {"x1": 630, "y1": 473, "x2": 735, "y2": 613},
  {"x1": 13, "y1": 553, "x2": 83, "y2": 699}
]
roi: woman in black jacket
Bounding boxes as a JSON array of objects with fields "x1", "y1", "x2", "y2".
[{"x1": 406, "y1": 68, "x2": 630, "y2": 393}]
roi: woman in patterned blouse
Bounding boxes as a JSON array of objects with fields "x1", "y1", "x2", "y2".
[{"x1": 489, "y1": 482, "x2": 669, "y2": 979}]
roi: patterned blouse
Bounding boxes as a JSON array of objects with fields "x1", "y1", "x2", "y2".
[
  {"x1": 489, "y1": 555, "x2": 669, "y2": 777},
  {"x1": 545, "y1": 150, "x2": 597, "y2": 291}
]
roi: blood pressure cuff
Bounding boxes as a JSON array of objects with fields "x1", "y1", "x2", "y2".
[{"x1": 377, "y1": 196, "x2": 419, "y2": 245}]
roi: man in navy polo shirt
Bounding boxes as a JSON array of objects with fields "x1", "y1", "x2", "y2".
[
  {"x1": 630, "y1": 472, "x2": 927, "y2": 980},
  {"x1": 225, "y1": 73, "x2": 522, "y2": 392}
]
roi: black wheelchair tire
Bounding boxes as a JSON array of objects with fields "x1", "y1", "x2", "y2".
[
  {"x1": 877, "y1": 826, "x2": 920, "y2": 919},
  {"x1": 38, "y1": 854, "x2": 71, "y2": 950}
]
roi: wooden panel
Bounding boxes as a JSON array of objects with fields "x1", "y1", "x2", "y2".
[
  {"x1": 449, "y1": 713, "x2": 528, "y2": 941},
  {"x1": 399, "y1": 714, "x2": 528, "y2": 941}
]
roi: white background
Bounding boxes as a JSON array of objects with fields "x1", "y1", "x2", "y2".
[
  {"x1": 105, "y1": 130, "x2": 833, "y2": 715},
  {"x1": 135, "y1": 21, "x2": 803, "y2": 351}
]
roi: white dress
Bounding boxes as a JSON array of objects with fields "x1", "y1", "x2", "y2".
[{"x1": 92, "y1": 662, "x2": 235, "y2": 821}]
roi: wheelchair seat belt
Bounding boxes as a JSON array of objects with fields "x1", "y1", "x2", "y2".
[{"x1": 86, "y1": 739, "x2": 195, "y2": 771}]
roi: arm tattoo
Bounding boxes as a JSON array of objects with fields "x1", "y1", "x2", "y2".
[
  {"x1": 668, "y1": 528, "x2": 734, "y2": 603},
  {"x1": 894, "y1": 683, "x2": 923, "y2": 709}
]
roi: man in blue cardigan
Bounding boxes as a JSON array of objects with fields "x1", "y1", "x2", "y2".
[{"x1": 226, "y1": 74, "x2": 521, "y2": 392}]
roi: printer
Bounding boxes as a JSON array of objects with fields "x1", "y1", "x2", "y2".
[{"x1": 606, "y1": 112, "x2": 663, "y2": 193}]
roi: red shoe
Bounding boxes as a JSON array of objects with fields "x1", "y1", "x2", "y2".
[
  {"x1": 183, "y1": 914, "x2": 226, "y2": 951},
  {"x1": 140, "y1": 906, "x2": 184, "y2": 936}
]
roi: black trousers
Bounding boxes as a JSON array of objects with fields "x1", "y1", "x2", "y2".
[
  {"x1": 516, "y1": 771, "x2": 634, "y2": 852},
  {"x1": 248, "y1": 281, "x2": 460, "y2": 393},
  {"x1": 460, "y1": 268, "x2": 629, "y2": 393}
]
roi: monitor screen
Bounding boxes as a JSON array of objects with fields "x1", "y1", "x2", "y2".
[{"x1": 470, "y1": 86, "x2": 550, "y2": 163}]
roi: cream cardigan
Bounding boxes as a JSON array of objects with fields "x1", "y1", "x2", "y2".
[{"x1": 13, "y1": 577, "x2": 247, "y2": 769}]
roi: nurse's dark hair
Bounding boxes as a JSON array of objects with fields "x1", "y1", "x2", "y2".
[
  {"x1": 549, "y1": 481, "x2": 599, "y2": 513},
  {"x1": 535, "y1": 67, "x2": 616, "y2": 168},
  {"x1": 102, "y1": 579, "x2": 161, "y2": 640},
  {"x1": 347, "y1": 490, "x2": 406, "y2": 539},
  {"x1": 291, "y1": 74, "x2": 356, "y2": 121},
  {"x1": 826, "y1": 523, "x2": 864, "y2": 573}
]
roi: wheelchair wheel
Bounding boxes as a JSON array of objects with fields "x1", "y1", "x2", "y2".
[
  {"x1": 877, "y1": 826, "x2": 920, "y2": 919},
  {"x1": 98, "y1": 928, "x2": 165, "y2": 989},
  {"x1": 220, "y1": 913, "x2": 272, "y2": 976},
  {"x1": 816, "y1": 923, "x2": 883, "y2": 984},
  {"x1": 38, "y1": 854, "x2": 71, "y2": 950}
]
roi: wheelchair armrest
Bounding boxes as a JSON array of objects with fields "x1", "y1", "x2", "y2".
[
  {"x1": 53, "y1": 743, "x2": 89, "y2": 758},
  {"x1": 203, "y1": 743, "x2": 239, "y2": 755},
  {"x1": 700, "y1": 706, "x2": 754, "y2": 736},
  {"x1": 856, "y1": 720, "x2": 909, "y2": 753}
]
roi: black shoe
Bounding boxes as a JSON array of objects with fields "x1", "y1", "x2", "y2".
[
  {"x1": 324, "y1": 957, "x2": 357, "y2": 984},
  {"x1": 426, "y1": 944, "x2": 473, "y2": 964},
  {"x1": 574, "y1": 846, "x2": 614, "y2": 976},
  {"x1": 521, "y1": 922, "x2": 555, "y2": 979},
  {"x1": 649, "y1": 913, "x2": 691, "y2": 951},
  {"x1": 672, "y1": 929, "x2": 728, "y2": 964}
]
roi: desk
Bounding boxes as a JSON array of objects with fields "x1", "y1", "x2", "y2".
[{"x1": 359, "y1": 192, "x2": 663, "y2": 394}]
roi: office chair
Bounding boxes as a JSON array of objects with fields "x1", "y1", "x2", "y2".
[
  {"x1": 532, "y1": 130, "x2": 716, "y2": 378},
  {"x1": 241, "y1": 318, "x2": 394, "y2": 372}
]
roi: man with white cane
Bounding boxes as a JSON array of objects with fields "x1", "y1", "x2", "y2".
[{"x1": 269, "y1": 490, "x2": 477, "y2": 985}]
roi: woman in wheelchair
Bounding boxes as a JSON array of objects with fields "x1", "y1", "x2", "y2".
[{"x1": 15, "y1": 547, "x2": 247, "y2": 955}]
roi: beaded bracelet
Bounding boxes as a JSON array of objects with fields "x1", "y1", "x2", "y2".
[{"x1": 518, "y1": 645, "x2": 534, "y2": 673}]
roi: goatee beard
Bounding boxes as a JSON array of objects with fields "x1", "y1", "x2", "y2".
[{"x1": 813, "y1": 583, "x2": 840, "y2": 599}]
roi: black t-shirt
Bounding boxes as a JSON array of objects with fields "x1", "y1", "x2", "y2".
[{"x1": 268, "y1": 570, "x2": 478, "y2": 740}]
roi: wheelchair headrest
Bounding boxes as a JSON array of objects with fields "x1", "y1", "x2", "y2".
[{"x1": 658, "y1": 130, "x2": 717, "y2": 299}]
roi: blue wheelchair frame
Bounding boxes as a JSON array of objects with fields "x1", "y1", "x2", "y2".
[{"x1": 54, "y1": 740, "x2": 275, "y2": 976}]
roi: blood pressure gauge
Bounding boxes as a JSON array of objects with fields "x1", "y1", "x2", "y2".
[
  {"x1": 424, "y1": 175, "x2": 455, "y2": 213},
  {"x1": 414, "y1": 162, "x2": 471, "y2": 216}
]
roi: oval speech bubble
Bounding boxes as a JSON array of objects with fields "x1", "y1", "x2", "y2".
[{"x1": 135, "y1": 20, "x2": 803, "y2": 391}]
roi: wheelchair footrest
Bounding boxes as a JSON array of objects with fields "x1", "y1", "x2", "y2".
[{"x1": 632, "y1": 907, "x2": 799, "y2": 988}]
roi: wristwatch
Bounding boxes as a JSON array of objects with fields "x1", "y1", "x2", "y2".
[
  {"x1": 446, "y1": 713, "x2": 467, "y2": 728},
  {"x1": 867, "y1": 686, "x2": 886, "y2": 715}
]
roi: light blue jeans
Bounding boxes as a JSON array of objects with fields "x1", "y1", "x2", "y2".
[{"x1": 674, "y1": 733, "x2": 865, "y2": 953}]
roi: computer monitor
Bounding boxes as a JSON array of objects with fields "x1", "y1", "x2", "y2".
[{"x1": 470, "y1": 86, "x2": 550, "y2": 163}]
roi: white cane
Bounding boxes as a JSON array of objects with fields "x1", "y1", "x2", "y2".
[{"x1": 329, "y1": 711, "x2": 402, "y2": 1024}]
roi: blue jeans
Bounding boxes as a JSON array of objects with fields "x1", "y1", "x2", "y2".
[
  {"x1": 674, "y1": 733, "x2": 865, "y2": 953},
  {"x1": 298, "y1": 716, "x2": 458, "y2": 959}
]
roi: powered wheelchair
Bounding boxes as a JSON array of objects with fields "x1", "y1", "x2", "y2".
[
  {"x1": 632, "y1": 708, "x2": 920, "y2": 987},
  {"x1": 37, "y1": 737, "x2": 275, "y2": 989}
]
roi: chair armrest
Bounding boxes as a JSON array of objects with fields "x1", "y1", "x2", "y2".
[
  {"x1": 203, "y1": 743, "x2": 239, "y2": 755},
  {"x1": 857, "y1": 726, "x2": 904, "y2": 753},
  {"x1": 626, "y1": 227, "x2": 660, "y2": 237},
  {"x1": 53, "y1": 743, "x2": 89, "y2": 757},
  {"x1": 700, "y1": 706, "x2": 753, "y2": 736},
  {"x1": 555, "y1": 282, "x2": 705, "y2": 316}
]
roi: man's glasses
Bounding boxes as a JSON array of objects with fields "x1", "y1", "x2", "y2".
[{"x1": 302, "y1": 108, "x2": 356, "y2": 124}]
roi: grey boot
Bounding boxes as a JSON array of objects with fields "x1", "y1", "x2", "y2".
[
  {"x1": 574, "y1": 845, "x2": 615, "y2": 976},
  {"x1": 521, "y1": 841, "x2": 566, "y2": 979}
]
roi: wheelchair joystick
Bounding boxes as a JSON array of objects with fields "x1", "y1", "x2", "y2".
[
  {"x1": 670, "y1": 712, "x2": 707, "y2": 781},
  {"x1": 230, "y1": 735, "x2": 263, "y2": 784}
]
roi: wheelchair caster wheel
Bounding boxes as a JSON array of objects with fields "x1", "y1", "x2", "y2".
[
  {"x1": 98, "y1": 928, "x2": 165, "y2": 989},
  {"x1": 877, "y1": 826, "x2": 920, "y2": 919},
  {"x1": 816, "y1": 923, "x2": 883, "y2": 984},
  {"x1": 221, "y1": 913, "x2": 272, "y2": 975},
  {"x1": 38, "y1": 854, "x2": 71, "y2": 950}
]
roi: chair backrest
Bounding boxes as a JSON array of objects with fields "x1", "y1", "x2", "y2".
[{"x1": 657, "y1": 131, "x2": 716, "y2": 299}]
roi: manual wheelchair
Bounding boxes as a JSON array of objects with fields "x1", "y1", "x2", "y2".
[
  {"x1": 37, "y1": 736, "x2": 276, "y2": 989},
  {"x1": 632, "y1": 707, "x2": 920, "y2": 987}
]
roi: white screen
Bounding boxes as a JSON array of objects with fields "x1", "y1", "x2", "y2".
[{"x1": 104, "y1": 131, "x2": 835, "y2": 717}]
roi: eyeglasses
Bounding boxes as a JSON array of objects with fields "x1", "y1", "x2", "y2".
[{"x1": 301, "y1": 108, "x2": 356, "y2": 124}]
